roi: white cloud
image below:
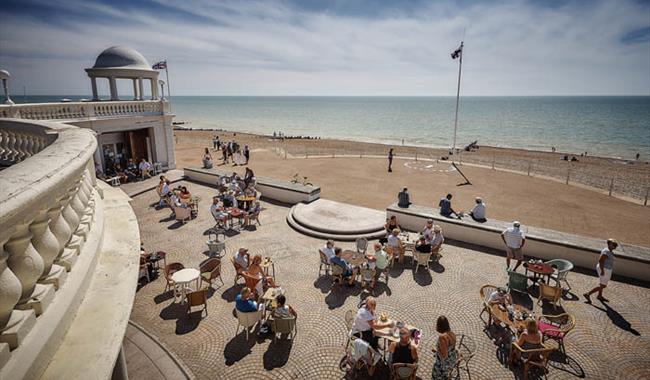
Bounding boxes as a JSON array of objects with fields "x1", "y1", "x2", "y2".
[{"x1": 0, "y1": 0, "x2": 648, "y2": 95}]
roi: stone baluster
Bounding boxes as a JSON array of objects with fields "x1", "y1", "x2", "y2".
[
  {"x1": 50, "y1": 194, "x2": 77, "y2": 271},
  {"x1": 0, "y1": 130, "x2": 6, "y2": 158},
  {"x1": 30, "y1": 208, "x2": 67, "y2": 290},
  {"x1": 61, "y1": 185, "x2": 82, "y2": 254},
  {"x1": 0, "y1": 239, "x2": 22, "y2": 331},
  {"x1": 6, "y1": 131, "x2": 18, "y2": 162}
]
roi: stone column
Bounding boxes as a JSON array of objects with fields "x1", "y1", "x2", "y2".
[
  {"x1": 109, "y1": 77, "x2": 118, "y2": 101},
  {"x1": 138, "y1": 78, "x2": 144, "y2": 101},
  {"x1": 150, "y1": 78, "x2": 158, "y2": 100},
  {"x1": 91, "y1": 77, "x2": 99, "y2": 101},
  {"x1": 132, "y1": 79, "x2": 138, "y2": 101}
]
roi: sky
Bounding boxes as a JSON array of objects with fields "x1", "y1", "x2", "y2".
[{"x1": 1, "y1": 0, "x2": 649, "y2": 96}]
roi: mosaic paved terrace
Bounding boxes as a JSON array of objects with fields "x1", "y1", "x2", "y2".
[{"x1": 130, "y1": 181, "x2": 650, "y2": 380}]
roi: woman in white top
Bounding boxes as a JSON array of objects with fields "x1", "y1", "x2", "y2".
[
  {"x1": 202, "y1": 148, "x2": 213, "y2": 168},
  {"x1": 351, "y1": 297, "x2": 392, "y2": 350}
]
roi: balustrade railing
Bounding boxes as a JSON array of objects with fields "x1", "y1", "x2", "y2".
[
  {"x1": 0, "y1": 119, "x2": 99, "y2": 364},
  {"x1": 0, "y1": 100, "x2": 163, "y2": 121}
]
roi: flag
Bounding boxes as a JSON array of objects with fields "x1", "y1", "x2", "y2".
[
  {"x1": 451, "y1": 44, "x2": 463, "y2": 59},
  {"x1": 152, "y1": 61, "x2": 167, "y2": 70}
]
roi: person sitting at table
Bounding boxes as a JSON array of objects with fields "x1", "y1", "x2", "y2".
[
  {"x1": 228, "y1": 180, "x2": 241, "y2": 193},
  {"x1": 488, "y1": 287, "x2": 513, "y2": 307},
  {"x1": 422, "y1": 219, "x2": 435, "y2": 244},
  {"x1": 385, "y1": 216, "x2": 400, "y2": 236},
  {"x1": 351, "y1": 296, "x2": 392, "y2": 350},
  {"x1": 439, "y1": 193, "x2": 461, "y2": 219},
  {"x1": 415, "y1": 235, "x2": 432, "y2": 253},
  {"x1": 508, "y1": 318, "x2": 543, "y2": 367},
  {"x1": 243, "y1": 201, "x2": 261, "y2": 227},
  {"x1": 124, "y1": 159, "x2": 139, "y2": 182},
  {"x1": 468, "y1": 197, "x2": 487, "y2": 223},
  {"x1": 330, "y1": 247, "x2": 357, "y2": 286},
  {"x1": 210, "y1": 197, "x2": 229, "y2": 226},
  {"x1": 178, "y1": 186, "x2": 192, "y2": 204},
  {"x1": 244, "y1": 184, "x2": 257, "y2": 198},
  {"x1": 366, "y1": 243, "x2": 389, "y2": 289},
  {"x1": 233, "y1": 248, "x2": 250, "y2": 272},
  {"x1": 169, "y1": 191, "x2": 183, "y2": 208},
  {"x1": 387, "y1": 228, "x2": 405, "y2": 264},
  {"x1": 235, "y1": 287, "x2": 264, "y2": 313},
  {"x1": 113, "y1": 164, "x2": 129, "y2": 184},
  {"x1": 320, "y1": 240, "x2": 336, "y2": 263},
  {"x1": 272, "y1": 294, "x2": 297, "y2": 319},
  {"x1": 247, "y1": 254, "x2": 278, "y2": 293},
  {"x1": 388, "y1": 327, "x2": 419, "y2": 366},
  {"x1": 223, "y1": 191, "x2": 238, "y2": 209},
  {"x1": 430, "y1": 225, "x2": 444, "y2": 256},
  {"x1": 431, "y1": 315, "x2": 458, "y2": 380}
]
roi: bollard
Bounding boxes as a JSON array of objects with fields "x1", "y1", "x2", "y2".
[{"x1": 609, "y1": 177, "x2": 614, "y2": 196}]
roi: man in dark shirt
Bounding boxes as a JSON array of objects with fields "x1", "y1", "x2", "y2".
[
  {"x1": 330, "y1": 248, "x2": 357, "y2": 286},
  {"x1": 388, "y1": 148, "x2": 394, "y2": 172},
  {"x1": 397, "y1": 187, "x2": 411, "y2": 208},
  {"x1": 439, "y1": 193, "x2": 461, "y2": 218}
]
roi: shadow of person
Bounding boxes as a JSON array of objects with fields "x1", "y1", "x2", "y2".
[
  {"x1": 511, "y1": 292, "x2": 534, "y2": 311},
  {"x1": 412, "y1": 269, "x2": 432, "y2": 286},
  {"x1": 263, "y1": 338, "x2": 293, "y2": 370},
  {"x1": 224, "y1": 332, "x2": 256, "y2": 365},
  {"x1": 167, "y1": 221, "x2": 185, "y2": 230},
  {"x1": 590, "y1": 302, "x2": 640, "y2": 336},
  {"x1": 430, "y1": 261, "x2": 445, "y2": 274},
  {"x1": 325, "y1": 284, "x2": 361, "y2": 310}
]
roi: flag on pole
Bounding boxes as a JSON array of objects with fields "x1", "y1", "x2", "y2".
[
  {"x1": 451, "y1": 44, "x2": 463, "y2": 59},
  {"x1": 152, "y1": 60, "x2": 167, "y2": 70}
]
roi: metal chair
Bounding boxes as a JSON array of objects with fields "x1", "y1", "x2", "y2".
[
  {"x1": 537, "y1": 313, "x2": 576, "y2": 354},
  {"x1": 271, "y1": 316, "x2": 297, "y2": 342},
  {"x1": 545, "y1": 259, "x2": 573, "y2": 291},
  {"x1": 359, "y1": 267, "x2": 376, "y2": 290},
  {"x1": 173, "y1": 205, "x2": 191, "y2": 224},
  {"x1": 356, "y1": 237, "x2": 368, "y2": 254},
  {"x1": 454, "y1": 334, "x2": 476, "y2": 380},
  {"x1": 318, "y1": 250, "x2": 331, "y2": 276},
  {"x1": 138, "y1": 256, "x2": 150, "y2": 284},
  {"x1": 538, "y1": 282, "x2": 562, "y2": 309},
  {"x1": 479, "y1": 284, "x2": 498, "y2": 326},
  {"x1": 186, "y1": 288, "x2": 208, "y2": 318}
]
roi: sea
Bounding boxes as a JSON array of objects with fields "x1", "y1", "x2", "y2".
[{"x1": 15, "y1": 96, "x2": 650, "y2": 160}]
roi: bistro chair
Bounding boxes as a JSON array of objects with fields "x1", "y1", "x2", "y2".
[
  {"x1": 507, "y1": 270, "x2": 529, "y2": 293},
  {"x1": 413, "y1": 251, "x2": 432, "y2": 273},
  {"x1": 453, "y1": 334, "x2": 476, "y2": 380},
  {"x1": 231, "y1": 258, "x2": 245, "y2": 285},
  {"x1": 200, "y1": 258, "x2": 224, "y2": 289},
  {"x1": 186, "y1": 288, "x2": 208, "y2": 318},
  {"x1": 391, "y1": 363, "x2": 418, "y2": 380},
  {"x1": 537, "y1": 313, "x2": 576, "y2": 354},
  {"x1": 151, "y1": 251, "x2": 167, "y2": 272},
  {"x1": 356, "y1": 237, "x2": 368, "y2": 254},
  {"x1": 343, "y1": 309, "x2": 356, "y2": 346},
  {"x1": 538, "y1": 282, "x2": 562, "y2": 309},
  {"x1": 479, "y1": 284, "x2": 498, "y2": 326},
  {"x1": 384, "y1": 246, "x2": 396, "y2": 268},
  {"x1": 235, "y1": 309, "x2": 264, "y2": 340},
  {"x1": 545, "y1": 259, "x2": 573, "y2": 291},
  {"x1": 138, "y1": 256, "x2": 150, "y2": 284},
  {"x1": 319, "y1": 250, "x2": 331, "y2": 276},
  {"x1": 359, "y1": 267, "x2": 376, "y2": 290},
  {"x1": 271, "y1": 316, "x2": 297, "y2": 342},
  {"x1": 508, "y1": 342, "x2": 554, "y2": 380},
  {"x1": 331, "y1": 265, "x2": 345, "y2": 286},
  {"x1": 243, "y1": 273, "x2": 262, "y2": 297},
  {"x1": 164, "y1": 262, "x2": 185, "y2": 292}
]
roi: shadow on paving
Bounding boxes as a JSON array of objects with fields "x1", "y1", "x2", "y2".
[
  {"x1": 589, "y1": 301, "x2": 641, "y2": 336},
  {"x1": 325, "y1": 284, "x2": 362, "y2": 309},
  {"x1": 548, "y1": 350, "x2": 586, "y2": 378},
  {"x1": 263, "y1": 339, "x2": 293, "y2": 370},
  {"x1": 224, "y1": 332, "x2": 255, "y2": 365}
]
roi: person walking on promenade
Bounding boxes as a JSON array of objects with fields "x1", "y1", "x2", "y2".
[
  {"x1": 388, "y1": 148, "x2": 394, "y2": 172},
  {"x1": 244, "y1": 145, "x2": 250, "y2": 164},
  {"x1": 501, "y1": 221, "x2": 526, "y2": 271},
  {"x1": 584, "y1": 239, "x2": 618, "y2": 303}
]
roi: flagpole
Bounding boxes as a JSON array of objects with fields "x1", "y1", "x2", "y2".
[
  {"x1": 452, "y1": 41, "x2": 463, "y2": 154},
  {"x1": 164, "y1": 61, "x2": 172, "y2": 112}
]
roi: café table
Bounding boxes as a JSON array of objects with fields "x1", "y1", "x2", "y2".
[
  {"x1": 262, "y1": 287, "x2": 285, "y2": 310},
  {"x1": 236, "y1": 195, "x2": 256, "y2": 210},
  {"x1": 524, "y1": 261, "x2": 555, "y2": 284},
  {"x1": 341, "y1": 250, "x2": 367, "y2": 266},
  {"x1": 398, "y1": 232, "x2": 419, "y2": 253},
  {"x1": 227, "y1": 207, "x2": 244, "y2": 230},
  {"x1": 373, "y1": 318, "x2": 420, "y2": 359},
  {"x1": 489, "y1": 303, "x2": 534, "y2": 334},
  {"x1": 171, "y1": 268, "x2": 200, "y2": 303}
]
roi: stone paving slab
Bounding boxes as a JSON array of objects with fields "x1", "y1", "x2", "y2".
[{"x1": 130, "y1": 181, "x2": 650, "y2": 380}]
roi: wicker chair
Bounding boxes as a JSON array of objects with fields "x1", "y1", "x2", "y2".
[
  {"x1": 509, "y1": 342, "x2": 554, "y2": 380},
  {"x1": 391, "y1": 363, "x2": 417, "y2": 380},
  {"x1": 545, "y1": 259, "x2": 573, "y2": 291},
  {"x1": 331, "y1": 265, "x2": 345, "y2": 286},
  {"x1": 384, "y1": 246, "x2": 396, "y2": 268},
  {"x1": 318, "y1": 250, "x2": 331, "y2": 276},
  {"x1": 413, "y1": 251, "x2": 431, "y2": 273},
  {"x1": 200, "y1": 258, "x2": 224, "y2": 288},
  {"x1": 537, "y1": 313, "x2": 576, "y2": 353},
  {"x1": 479, "y1": 284, "x2": 498, "y2": 325},
  {"x1": 243, "y1": 273, "x2": 262, "y2": 297},
  {"x1": 186, "y1": 288, "x2": 208, "y2": 318},
  {"x1": 343, "y1": 309, "x2": 356, "y2": 346},
  {"x1": 359, "y1": 267, "x2": 376, "y2": 290},
  {"x1": 164, "y1": 262, "x2": 185, "y2": 293},
  {"x1": 507, "y1": 270, "x2": 529, "y2": 293},
  {"x1": 538, "y1": 282, "x2": 562, "y2": 309},
  {"x1": 356, "y1": 237, "x2": 368, "y2": 254},
  {"x1": 271, "y1": 316, "x2": 297, "y2": 342}
]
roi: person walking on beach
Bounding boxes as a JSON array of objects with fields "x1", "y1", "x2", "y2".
[
  {"x1": 243, "y1": 145, "x2": 250, "y2": 164},
  {"x1": 388, "y1": 148, "x2": 394, "y2": 172},
  {"x1": 584, "y1": 239, "x2": 618, "y2": 303},
  {"x1": 221, "y1": 144, "x2": 228, "y2": 164},
  {"x1": 501, "y1": 221, "x2": 526, "y2": 271}
]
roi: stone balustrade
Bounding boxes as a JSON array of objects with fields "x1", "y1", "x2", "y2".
[
  {"x1": 0, "y1": 119, "x2": 103, "y2": 377},
  {"x1": 0, "y1": 100, "x2": 163, "y2": 121}
]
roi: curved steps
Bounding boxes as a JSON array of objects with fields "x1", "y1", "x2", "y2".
[{"x1": 286, "y1": 199, "x2": 386, "y2": 241}]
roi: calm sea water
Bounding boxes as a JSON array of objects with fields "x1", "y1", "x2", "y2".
[{"x1": 16, "y1": 96, "x2": 650, "y2": 159}]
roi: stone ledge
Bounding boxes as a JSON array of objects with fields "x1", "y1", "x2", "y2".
[
  {"x1": 184, "y1": 167, "x2": 320, "y2": 205},
  {"x1": 388, "y1": 203, "x2": 650, "y2": 281}
]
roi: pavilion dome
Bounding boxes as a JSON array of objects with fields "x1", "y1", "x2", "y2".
[{"x1": 92, "y1": 46, "x2": 151, "y2": 70}]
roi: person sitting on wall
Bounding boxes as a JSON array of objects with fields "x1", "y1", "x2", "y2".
[
  {"x1": 439, "y1": 193, "x2": 461, "y2": 219},
  {"x1": 203, "y1": 148, "x2": 213, "y2": 169},
  {"x1": 468, "y1": 197, "x2": 487, "y2": 223},
  {"x1": 397, "y1": 187, "x2": 412, "y2": 208}
]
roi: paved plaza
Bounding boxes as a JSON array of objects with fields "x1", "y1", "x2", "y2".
[{"x1": 129, "y1": 181, "x2": 650, "y2": 380}]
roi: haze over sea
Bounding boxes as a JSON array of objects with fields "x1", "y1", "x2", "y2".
[{"x1": 21, "y1": 96, "x2": 650, "y2": 160}]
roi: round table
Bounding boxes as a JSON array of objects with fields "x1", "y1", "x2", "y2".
[
  {"x1": 341, "y1": 250, "x2": 367, "y2": 266},
  {"x1": 171, "y1": 268, "x2": 200, "y2": 302},
  {"x1": 525, "y1": 262, "x2": 555, "y2": 284}
]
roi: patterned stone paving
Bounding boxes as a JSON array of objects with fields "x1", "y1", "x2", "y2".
[{"x1": 130, "y1": 181, "x2": 650, "y2": 380}]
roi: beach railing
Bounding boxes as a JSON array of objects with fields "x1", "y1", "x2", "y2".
[
  {"x1": 0, "y1": 119, "x2": 103, "y2": 376},
  {"x1": 0, "y1": 100, "x2": 164, "y2": 121}
]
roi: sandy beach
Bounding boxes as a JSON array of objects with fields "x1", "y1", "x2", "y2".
[{"x1": 173, "y1": 128, "x2": 650, "y2": 247}]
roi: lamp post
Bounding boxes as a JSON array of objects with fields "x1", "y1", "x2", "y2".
[{"x1": 0, "y1": 69, "x2": 15, "y2": 105}]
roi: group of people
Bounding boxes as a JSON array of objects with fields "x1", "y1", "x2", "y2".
[
  {"x1": 396, "y1": 189, "x2": 488, "y2": 224},
  {"x1": 205, "y1": 135, "x2": 251, "y2": 168},
  {"x1": 349, "y1": 296, "x2": 458, "y2": 379},
  {"x1": 98, "y1": 157, "x2": 154, "y2": 183},
  {"x1": 156, "y1": 175, "x2": 193, "y2": 210},
  {"x1": 210, "y1": 169, "x2": 261, "y2": 229}
]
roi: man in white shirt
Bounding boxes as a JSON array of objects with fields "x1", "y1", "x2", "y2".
[
  {"x1": 387, "y1": 228, "x2": 405, "y2": 264},
  {"x1": 422, "y1": 219, "x2": 434, "y2": 244},
  {"x1": 320, "y1": 240, "x2": 336, "y2": 262},
  {"x1": 233, "y1": 248, "x2": 250, "y2": 271},
  {"x1": 469, "y1": 197, "x2": 487, "y2": 223},
  {"x1": 501, "y1": 221, "x2": 526, "y2": 271},
  {"x1": 431, "y1": 225, "x2": 444, "y2": 256},
  {"x1": 138, "y1": 158, "x2": 152, "y2": 179}
]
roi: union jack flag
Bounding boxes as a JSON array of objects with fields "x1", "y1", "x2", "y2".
[
  {"x1": 152, "y1": 61, "x2": 167, "y2": 69},
  {"x1": 451, "y1": 43, "x2": 463, "y2": 60}
]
